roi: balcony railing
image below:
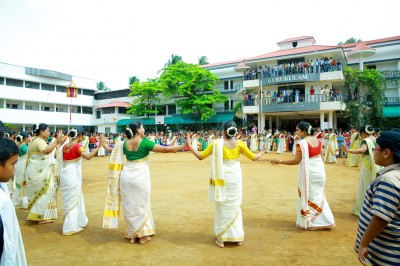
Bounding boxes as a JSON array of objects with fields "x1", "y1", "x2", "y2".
[
  {"x1": 384, "y1": 97, "x2": 400, "y2": 106},
  {"x1": 243, "y1": 93, "x2": 347, "y2": 106},
  {"x1": 380, "y1": 70, "x2": 400, "y2": 80}
]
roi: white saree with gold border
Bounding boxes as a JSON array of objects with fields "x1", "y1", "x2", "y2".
[
  {"x1": 324, "y1": 133, "x2": 338, "y2": 163},
  {"x1": 297, "y1": 139, "x2": 335, "y2": 229},
  {"x1": 351, "y1": 137, "x2": 379, "y2": 216},
  {"x1": 26, "y1": 138, "x2": 58, "y2": 222},
  {"x1": 60, "y1": 157, "x2": 88, "y2": 235},
  {"x1": 121, "y1": 158, "x2": 155, "y2": 239},
  {"x1": 11, "y1": 152, "x2": 28, "y2": 209},
  {"x1": 210, "y1": 139, "x2": 244, "y2": 242}
]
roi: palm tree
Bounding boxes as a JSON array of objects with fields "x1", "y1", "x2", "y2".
[
  {"x1": 198, "y1": 56, "x2": 209, "y2": 65},
  {"x1": 97, "y1": 81, "x2": 105, "y2": 91},
  {"x1": 164, "y1": 54, "x2": 183, "y2": 67},
  {"x1": 129, "y1": 76, "x2": 140, "y2": 86}
]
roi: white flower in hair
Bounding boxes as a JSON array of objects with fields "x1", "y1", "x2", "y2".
[
  {"x1": 227, "y1": 126, "x2": 237, "y2": 137},
  {"x1": 69, "y1": 128, "x2": 78, "y2": 139}
]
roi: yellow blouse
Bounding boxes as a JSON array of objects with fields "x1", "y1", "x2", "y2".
[
  {"x1": 28, "y1": 138, "x2": 47, "y2": 154},
  {"x1": 199, "y1": 140, "x2": 255, "y2": 160}
]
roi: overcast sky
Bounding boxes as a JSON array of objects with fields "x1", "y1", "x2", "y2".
[{"x1": 0, "y1": 0, "x2": 399, "y2": 90}]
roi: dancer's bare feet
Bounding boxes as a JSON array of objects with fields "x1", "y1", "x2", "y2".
[
  {"x1": 215, "y1": 240, "x2": 224, "y2": 248},
  {"x1": 38, "y1": 220, "x2": 55, "y2": 225},
  {"x1": 139, "y1": 236, "x2": 152, "y2": 244},
  {"x1": 236, "y1": 241, "x2": 243, "y2": 246},
  {"x1": 129, "y1": 237, "x2": 137, "y2": 244}
]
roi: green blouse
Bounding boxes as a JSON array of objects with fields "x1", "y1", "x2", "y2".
[
  {"x1": 19, "y1": 143, "x2": 28, "y2": 157},
  {"x1": 123, "y1": 138, "x2": 156, "y2": 161}
]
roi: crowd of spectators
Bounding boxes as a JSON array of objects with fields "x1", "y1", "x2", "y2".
[{"x1": 243, "y1": 57, "x2": 342, "y2": 80}]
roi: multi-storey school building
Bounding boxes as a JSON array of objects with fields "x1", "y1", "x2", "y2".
[
  {"x1": 1, "y1": 35, "x2": 399, "y2": 134},
  {"x1": 203, "y1": 35, "x2": 400, "y2": 133}
]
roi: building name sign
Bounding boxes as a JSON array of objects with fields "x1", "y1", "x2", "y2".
[
  {"x1": 263, "y1": 73, "x2": 319, "y2": 85},
  {"x1": 25, "y1": 67, "x2": 72, "y2": 81}
]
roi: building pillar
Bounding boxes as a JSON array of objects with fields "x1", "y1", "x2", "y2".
[
  {"x1": 276, "y1": 116, "x2": 280, "y2": 130},
  {"x1": 269, "y1": 116, "x2": 273, "y2": 130},
  {"x1": 39, "y1": 102, "x2": 42, "y2": 111},
  {"x1": 320, "y1": 111, "x2": 325, "y2": 129},
  {"x1": 333, "y1": 112, "x2": 337, "y2": 129},
  {"x1": 328, "y1": 111, "x2": 333, "y2": 129},
  {"x1": 261, "y1": 113, "x2": 266, "y2": 133},
  {"x1": 54, "y1": 104, "x2": 56, "y2": 112},
  {"x1": 22, "y1": 101, "x2": 25, "y2": 110}
]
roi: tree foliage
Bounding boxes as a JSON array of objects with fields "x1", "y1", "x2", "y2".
[
  {"x1": 128, "y1": 76, "x2": 140, "y2": 86},
  {"x1": 343, "y1": 67, "x2": 386, "y2": 129},
  {"x1": 160, "y1": 62, "x2": 226, "y2": 121},
  {"x1": 198, "y1": 56, "x2": 209, "y2": 65},
  {"x1": 96, "y1": 81, "x2": 110, "y2": 91},
  {"x1": 337, "y1": 37, "x2": 362, "y2": 45},
  {"x1": 127, "y1": 79, "x2": 162, "y2": 117},
  {"x1": 164, "y1": 54, "x2": 183, "y2": 67}
]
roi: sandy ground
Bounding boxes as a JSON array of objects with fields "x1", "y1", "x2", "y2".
[{"x1": 16, "y1": 151, "x2": 362, "y2": 265}]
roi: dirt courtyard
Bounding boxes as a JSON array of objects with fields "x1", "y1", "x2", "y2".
[{"x1": 16, "y1": 151, "x2": 362, "y2": 265}]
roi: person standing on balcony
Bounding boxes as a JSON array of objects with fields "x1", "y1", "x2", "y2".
[
  {"x1": 266, "y1": 90, "x2": 271, "y2": 105},
  {"x1": 295, "y1": 89, "x2": 300, "y2": 103},
  {"x1": 310, "y1": 86, "x2": 315, "y2": 102},
  {"x1": 254, "y1": 92, "x2": 259, "y2": 106}
]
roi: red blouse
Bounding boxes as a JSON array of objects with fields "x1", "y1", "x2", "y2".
[
  {"x1": 308, "y1": 141, "x2": 322, "y2": 157},
  {"x1": 63, "y1": 143, "x2": 83, "y2": 161}
]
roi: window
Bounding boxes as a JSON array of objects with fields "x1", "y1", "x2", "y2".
[
  {"x1": 25, "y1": 102, "x2": 39, "y2": 111},
  {"x1": 25, "y1": 81, "x2": 40, "y2": 89},
  {"x1": 82, "y1": 106, "x2": 92, "y2": 114},
  {"x1": 56, "y1": 107, "x2": 65, "y2": 112},
  {"x1": 82, "y1": 89, "x2": 94, "y2": 96},
  {"x1": 224, "y1": 81, "x2": 229, "y2": 90},
  {"x1": 105, "y1": 127, "x2": 111, "y2": 135},
  {"x1": 96, "y1": 110, "x2": 101, "y2": 119},
  {"x1": 168, "y1": 105, "x2": 176, "y2": 115},
  {"x1": 78, "y1": 88, "x2": 82, "y2": 95},
  {"x1": 101, "y1": 107, "x2": 115, "y2": 114},
  {"x1": 56, "y1": 85, "x2": 66, "y2": 93},
  {"x1": 366, "y1": 65, "x2": 376, "y2": 70},
  {"x1": 158, "y1": 105, "x2": 166, "y2": 115},
  {"x1": 277, "y1": 57, "x2": 305, "y2": 65},
  {"x1": 6, "y1": 78, "x2": 23, "y2": 87},
  {"x1": 42, "y1": 83, "x2": 55, "y2": 91},
  {"x1": 94, "y1": 89, "x2": 130, "y2": 100},
  {"x1": 6, "y1": 104, "x2": 20, "y2": 109},
  {"x1": 118, "y1": 107, "x2": 127, "y2": 114},
  {"x1": 230, "y1": 81, "x2": 234, "y2": 90},
  {"x1": 0, "y1": 77, "x2": 4, "y2": 85}
]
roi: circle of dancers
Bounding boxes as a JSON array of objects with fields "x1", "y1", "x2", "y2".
[{"x1": 1, "y1": 120, "x2": 400, "y2": 265}]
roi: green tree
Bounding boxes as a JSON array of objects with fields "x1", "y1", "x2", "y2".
[
  {"x1": 338, "y1": 37, "x2": 362, "y2": 45},
  {"x1": 127, "y1": 79, "x2": 162, "y2": 117},
  {"x1": 164, "y1": 54, "x2": 183, "y2": 67},
  {"x1": 198, "y1": 56, "x2": 209, "y2": 65},
  {"x1": 343, "y1": 67, "x2": 386, "y2": 129},
  {"x1": 160, "y1": 61, "x2": 226, "y2": 121},
  {"x1": 96, "y1": 81, "x2": 110, "y2": 91},
  {"x1": 128, "y1": 76, "x2": 140, "y2": 86}
]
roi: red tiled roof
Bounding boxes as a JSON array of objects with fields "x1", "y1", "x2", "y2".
[
  {"x1": 95, "y1": 101, "x2": 131, "y2": 109},
  {"x1": 234, "y1": 61, "x2": 251, "y2": 71},
  {"x1": 277, "y1": 36, "x2": 315, "y2": 44},
  {"x1": 247, "y1": 45, "x2": 341, "y2": 61},
  {"x1": 341, "y1": 35, "x2": 400, "y2": 49}
]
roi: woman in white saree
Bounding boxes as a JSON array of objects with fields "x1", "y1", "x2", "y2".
[
  {"x1": 26, "y1": 123, "x2": 63, "y2": 224},
  {"x1": 323, "y1": 128, "x2": 338, "y2": 164},
  {"x1": 12, "y1": 131, "x2": 30, "y2": 209},
  {"x1": 342, "y1": 125, "x2": 379, "y2": 216},
  {"x1": 186, "y1": 121, "x2": 264, "y2": 248},
  {"x1": 60, "y1": 126, "x2": 99, "y2": 235},
  {"x1": 270, "y1": 122, "x2": 335, "y2": 230},
  {"x1": 101, "y1": 121, "x2": 183, "y2": 245}
]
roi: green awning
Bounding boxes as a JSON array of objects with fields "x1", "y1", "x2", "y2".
[
  {"x1": 383, "y1": 106, "x2": 400, "y2": 117},
  {"x1": 116, "y1": 118, "x2": 155, "y2": 126},
  {"x1": 116, "y1": 113, "x2": 235, "y2": 126},
  {"x1": 204, "y1": 113, "x2": 234, "y2": 123}
]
